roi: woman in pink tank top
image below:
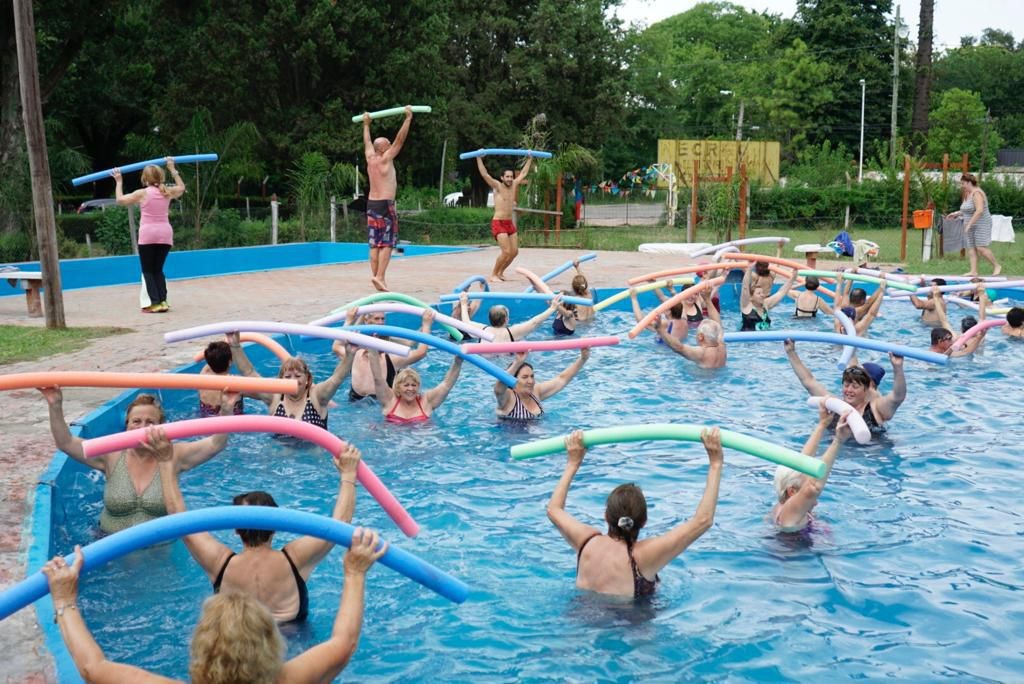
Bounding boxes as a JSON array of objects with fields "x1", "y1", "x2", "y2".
[{"x1": 114, "y1": 158, "x2": 186, "y2": 313}]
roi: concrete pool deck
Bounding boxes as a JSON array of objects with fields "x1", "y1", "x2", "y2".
[{"x1": 0, "y1": 244, "x2": 948, "y2": 680}]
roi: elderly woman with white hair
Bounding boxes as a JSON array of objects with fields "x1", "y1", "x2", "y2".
[
  {"x1": 772, "y1": 403, "x2": 847, "y2": 532},
  {"x1": 652, "y1": 318, "x2": 727, "y2": 369},
  {"x1": 366, "y1": 348, "x2": 463, "y2": 423}
]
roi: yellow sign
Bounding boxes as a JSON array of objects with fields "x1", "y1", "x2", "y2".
[{"x1": 657, "y1": 139, "x2": 781, "y2": 185}]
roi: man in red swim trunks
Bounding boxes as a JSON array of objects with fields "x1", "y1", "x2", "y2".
[
  {"x1": 363, "y1": 106, "x2": 414, "y2": 291},
  {"x1": 475, "y1": 153, "x2": 533, "y2": 283}
]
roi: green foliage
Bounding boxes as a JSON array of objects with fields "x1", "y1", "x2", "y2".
[
  {"x1": 0, "y1": 231, "x2": 32, "y2": 263},
  {"x1": 785, "y1": 141, "x2": 855, "y2": 187},
  {"x1": 94, "y1": 206, "x2": 133, "y2": 255},
  {"x1": 199, "y1": 209, "x2": 269, "y2": 248},
  {"x1": 55, "y1": 213, "x2": 103, "y2": 242},
  {"x1": 926, "y1": 89, "x2": 1003, "y2": 168}
]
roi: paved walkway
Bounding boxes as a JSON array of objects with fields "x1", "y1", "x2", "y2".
[{"x1": 0, "y1": 245, "x2": 718, "y2": 681}]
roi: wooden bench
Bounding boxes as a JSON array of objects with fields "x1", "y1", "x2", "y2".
[{"x1": 3, "y1": 271, "x2": 44, "y2": 317}]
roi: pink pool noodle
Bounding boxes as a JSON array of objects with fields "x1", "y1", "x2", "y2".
[
  {"x1": 950, "y1": 318, "x2": 1004, "y2": 351},
  {"x1": 462, "y1": 336, "x2": 620, "y2": 354},
  {"x1": 81, "y1": 415, "x2": 419, "y2": 537}
]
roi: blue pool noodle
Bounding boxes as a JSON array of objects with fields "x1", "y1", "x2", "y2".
[
  {"x1": 722, "y1": 330, "x2": 948, "y2": 365},
  {"x1": 453, "y1": 275, "x2": 490, "y2": 293},
  {"x1": 346, "y1": 324, "x2": 518, "y2": 387},
  {"x1": 525, "y1": 253, "x2": 598, "y2": 293},
  {"x1": 459, "y1": 148, "x2": 553, "y2": 160},
  {"x1": 72, "y1": 154, "x2": 219, "y2": 186},
  {"x1": 0, "y1": 507, "x2": 469, "y2": 620},
  {"x1": 438, "y1": 291, "x2": 594, "y2": 308}
]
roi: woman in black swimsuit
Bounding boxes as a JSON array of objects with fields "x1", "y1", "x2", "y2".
[
  {"x1": 152, "y1": 429, "x2": 362, "y2": 623},
  {"x1": 547, "y1": 429, "x2": 724, "y2": 598}
]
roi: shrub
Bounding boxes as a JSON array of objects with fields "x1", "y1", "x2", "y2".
[
  {"x1": 0, "y1": 231, "x2": 31, "y2": 263},
  {"x1": 94, "y1": 207, "x2": 133, "y2": 255}
]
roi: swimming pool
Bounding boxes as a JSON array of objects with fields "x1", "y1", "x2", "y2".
[
  {"x1": 31, "y1": 287, "x2": 1024, "y2": 681},
  {"x1": 0, "y1": 242, "x2": 471, "y2": 296}
]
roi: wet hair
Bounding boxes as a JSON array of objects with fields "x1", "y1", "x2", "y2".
[
  {"x1": 391, "y1": 368, "x2": 422, "y2": 394},
  {"x1": 277, "y1": 357, "x2": 313, "y2": 397},
  {"x1": 488, "y1": 305, "x2": 509, "y2": 327},
  {"x1": 140, "y1": 165, "x2": 171, "y2": 198},
  {"x1": 189, "y1": 592, "x2": 284, "y2": 684},
  {"x1": 930, "y1": 278, "x2": 947, "y2": 287},
  {"x1": 124, "y1": 394, "x2": 165, "y2": 429},
  {"x1": 848, "y1": 287, "x2": 867, "y2": 305},
  {"x1": 571, "y1": 274, "x2": 588, "y2": 296},
  {"x1": 1006, "y1": 307, "x2": 1024, "y2": 328},
  {"x1": 931, "y1": 327, "x2": 953, "y2": 345},
  {"x1": 961, "y1": 315, "x2": 978, "y2": 333},
  {"x1": 204, "y1": 342, "x2": 233, "y2": 374},
  {"x1": 960, "y1": 172, "x2": 979, "y2": 186},
  {"x1": 774, "y1": 466, "x2": 804, "y2": 502},
  {"x1": 754, "y1": 262, "x2": 770, "y2": 277},
  {"x1": 232, "y1": 491, "x2": 278, "y2": 546},
  {"x1": 804, "y1": 275, "x2": 820, "y2": 291},
  {"x1": 696, "y1": 319, "x2": 721, "y2": 344},
  {"x1": 604, "y1": 483, "x2": 647, "y2": 545},
  {"x1": 514, "y1": 362, "x2": 534, "y2": 379},
  {"x1": 501, "y1": 168, "x2": 514, "y2": 179},
  {"x1": 841, "y1": 366, "x2": 871, "y2": 389},
  {"x1": 669, "y1": 302, "x2": 684, "y2": 319}
]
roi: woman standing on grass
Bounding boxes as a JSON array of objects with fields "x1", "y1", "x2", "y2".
[{"x1": 114, "y1": 157, "x2": 186, "y2": 313}]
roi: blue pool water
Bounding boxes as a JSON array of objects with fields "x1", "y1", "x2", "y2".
[{"x1": 37, "y1": 292, "x2": 1024, "y2": 681}]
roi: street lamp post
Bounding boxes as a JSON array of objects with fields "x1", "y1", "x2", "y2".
[
  {"x1": 890, "y1": 5, "x2": 910, "y2": 166},
  {"x1": 859, "y1": 79, "x2": 866, "y2": 183}
]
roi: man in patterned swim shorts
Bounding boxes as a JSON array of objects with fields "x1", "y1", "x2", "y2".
[
  {"x1": 475, "y1": 153, "x2": 534, "y2": 283},
  {"x1": 363, "y1": 106, "x2": 414, "y2": 291}
]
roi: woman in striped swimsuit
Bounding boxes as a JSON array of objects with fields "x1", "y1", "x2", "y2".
[
  {"x1": 495, "y1": 349, "x2": 589, "y2": 421},
  {"x1": 948, "y1": 173, "x2": 1001, "y2": 277}
]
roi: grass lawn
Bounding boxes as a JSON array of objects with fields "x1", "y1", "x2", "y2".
[{"x1": 0, "y1": 325, "x2": 131, "y2": 366}]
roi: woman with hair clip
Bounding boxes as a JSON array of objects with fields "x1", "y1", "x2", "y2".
[
  {"x1": 546, "y1": 428, "x2": 724, "y2": 598},
  {"x1": 947, "y1": 173, "x2": 1001, "y2": 276},
  {"x1": 365, "y1": 347, "x2": 463, "y2": 423},
  {"x1": 114, "y1": 158, "x2": 186, "y2": 313}
]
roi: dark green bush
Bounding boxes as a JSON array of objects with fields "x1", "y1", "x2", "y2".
[
  {"x1": 0, "y1": 231, "x2": 32, "y2": 263},
  {"x1": 94, "y1": 207, "x2": 133, "y2": 255},
  {"x1": 56, "y1": 213, "x2": 103, "y2": 242}
]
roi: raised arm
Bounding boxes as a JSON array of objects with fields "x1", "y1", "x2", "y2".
[
  {"x1": 702, "y1": 287, "x2": 721, "y2": 323},
  {"x1": 765, "y1": 271, "x2": 797, "y2": 309},
  {"x1": 508, "y1": 296, "x2": 561, "y2": 339},
  {"x1": 392, "y1": 309, "x2": 435, "y2": 369},
  {"x1": 855, "y1": 281, "x2": 887, "y2": 334},
  {"x1": 39, "y1": 387, "x2": 96, "y2": 470},
  {"x1": 546, "y1": 431, "x2": 601, "y2": 550},
  {"x1": 279, "y1": 529, "x2": 386, "y2": 683},
  {"x1": 111, "y1": 168, "x2": 146, "y2": 206},
  {"x1": 476, "y1": 156, "x2": 500, "y2": 190},
  {"x1": 367, "y1": 348, "x2": 396, "y2": 408},
  {"x1": 816, "y1": 293, "x2": 834, "y2": 316},
  {"x1": 494, "y1": 353, "x2": 525, "y2": 406},
  {"x1": 313, "y1": 342, "x2": 357, "y2": 407},
  {"x1": 629, "y1": 289, "x2": 645, "y2": 323},
  {"x1": 536, "y1": 348, "x2": 589, "y2": 400},
  {"x1": 635, "y1": 427, "x2": 724, "y2": 576},
  {"x1": 875, "y1": 353, "x2": 906, "y2": 420},
  {"x1": 362, "y1": 113, "x2": 374, "y2": 160},
  {"x1": 424, "y1": 357, "x2": 463, "y2": 409},
  {"x1": 740, "y1": 266, "x2": 754, "y2": 310},
  {"x1": 43, "y1": 547, "x2": 180, "y2": 684},
  {"x1": 775, "y1": 412, "x2": 844, "y2": 529},
  {"x1": 284, "y1": 445, "x2": 361, "y2": 577},
  {"x1": 383, "y1": 106, "x2": 414, "y2": 160},
  {"x1": 164, "y1": 158, "x2": 186, "y2": 199},
  {"x1": 954, "y1": 288, "x2": 988, "y2": 357},
  {"x1": 150, "y1": 429, "x2": 232, "y2": 582},
  {"x1": 224, "y1": 333, "x2": 270, "y2": 403},
  {"x1": 783, "y1": 340, "x2": 828, "y2": 396},
  {"x1": 513, "y1": 154, "x2": 534, "y2": 187},
  {"x1": 654, "y1": 318, "x2": 702, "y2": 363}
]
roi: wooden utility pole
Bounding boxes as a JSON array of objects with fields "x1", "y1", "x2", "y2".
[
  {"x1": 13, "y1": 0, "x2": 65, "y2": 327},
  {"x1": 900, "y1": 154, "x2": 911, "y2": 261},
  {"x1": 738, "y1": 163, "x2": 748, "y2": 240}
]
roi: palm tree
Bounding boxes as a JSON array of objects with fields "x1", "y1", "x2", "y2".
[{"x1": 910, "y1": 0, "x2": 934, "y2": 153}]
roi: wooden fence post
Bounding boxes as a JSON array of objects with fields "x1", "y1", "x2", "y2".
[
  {"x1": 330, "y1": 196, "x2": 337, "y2": 242},
  {"x1": 900, "y1": 154, "x2": 911, "y2": 261},
  {"x1": 738, "y1": 163, "x2": 747, "y2": 241},
  {"x1": 554, "y1": 172, "x2": 564, "y2": 245},
  {"x1": 270, "y1": 195, "x2": 279, "y2": 245},
  {"x1": 688, "y1": 159, "x2": 699, "y2": 243}
]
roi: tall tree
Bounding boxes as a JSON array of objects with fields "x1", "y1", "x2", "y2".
[{"x1": 910, "y1": 0, "x2": 934, "y2": 149}]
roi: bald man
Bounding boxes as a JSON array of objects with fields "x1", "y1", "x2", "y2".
[{"x1": 362, "y1": 105, "x2": 413, "y2": 291}]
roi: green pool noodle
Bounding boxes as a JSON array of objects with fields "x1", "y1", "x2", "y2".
[
  {"x1": 510, "y1": 424, "x2": 827, "y2": 478},
  {"x1": 798, "y1": 270, "x2": 918, "y2": 292},
  {"x1": 330, "y1": 292, "x2": 462, "y2": 341}
]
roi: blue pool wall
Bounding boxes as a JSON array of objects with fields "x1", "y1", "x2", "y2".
[{"x1": 1, "y1": 242, "x2": 469, "y2": 297}]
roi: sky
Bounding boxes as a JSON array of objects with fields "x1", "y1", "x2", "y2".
[{"x1": 612, "y1": 0, "x2": 1024, "y2": 50}]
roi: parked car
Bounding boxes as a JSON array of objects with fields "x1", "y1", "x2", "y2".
[{"x1": 76, "y1": 198, "x2": 117, "y2": 214}]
